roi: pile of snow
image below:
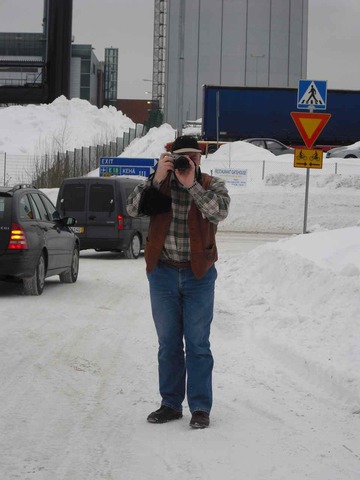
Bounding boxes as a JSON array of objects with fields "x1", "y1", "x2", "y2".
[
  {"x1": 208, "y1": 139, "x2": 276, "y2": 161},
  {"x1": 118, "y1": 123, "x2": 175, "y2": 158},
  {"x1": 0, "y1": 96, "x2": 135, "y2": 156},
  {"x1": 218, "y1": 226, "x2": 360, "y2": 406}
]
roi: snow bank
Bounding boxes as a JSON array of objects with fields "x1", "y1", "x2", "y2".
[
  {"x1": 0, "y1": 96, "x2": 135, "y2": 155},
  {"x1": 218, "y1": 226, "x2": 360, "y2": 407}
]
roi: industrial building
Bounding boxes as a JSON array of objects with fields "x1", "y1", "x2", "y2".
[
  {"x1": 0, "y1": 31, "x2": 115, "y2": 108},
  {"x1": 158, "y1": 0, "x2": 309, "y2": 129},
  {"x1": 0, "y1": 0, "x2": 117, "y2": 108}
]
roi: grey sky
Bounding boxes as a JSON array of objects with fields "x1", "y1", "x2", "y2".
[{"x1": 1, "y1": 0, "x2": 359, "y2": 98}]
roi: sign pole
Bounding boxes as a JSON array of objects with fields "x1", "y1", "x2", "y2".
[
  {"x1": 303, "y1": 168, "x2": 310, "y2": 234},
  {"x1": 216, "y1": 90, "x2": 220, "y2": 150},
  {"x1": 303, "y1": 103, "x2": 314, "y2": 234},
  {"x1": 291, "y1": 82, "x2": 331, "y2": 234}
]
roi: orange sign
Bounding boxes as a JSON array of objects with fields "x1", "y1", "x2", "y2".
[
  {"x1": 294, "y1": 148, "x2": 323, "y2": 169},
  {"x1": 291, "y1": 112, "x2": 331, "y2": 148}
]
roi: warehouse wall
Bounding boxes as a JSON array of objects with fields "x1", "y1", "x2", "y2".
[{"x1": 164, "y1": 0, "x2": 308, "y2": 129}]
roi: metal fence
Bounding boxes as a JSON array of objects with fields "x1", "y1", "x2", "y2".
[
  {"x1": 2, "y1": 138, "x2": 360, "y2": 188},
  {"x1": 207, "y1": 156, "x2": 360, "y2": 185},
  {"x1": 0, "y1": 123, "x2": 146, "y2": 188}
]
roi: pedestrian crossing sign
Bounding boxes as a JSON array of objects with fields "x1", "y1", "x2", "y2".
[{"x1": 297, "y1": 80, "x2": 327, "y2": 110}]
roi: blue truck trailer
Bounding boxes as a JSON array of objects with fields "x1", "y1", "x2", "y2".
[{"x1": 201, "y1": 85, "x2": 360, "y2": 147}]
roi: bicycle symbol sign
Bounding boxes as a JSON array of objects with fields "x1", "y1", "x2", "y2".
[{"x1": 294, "y1": 148, "x2": 323, "y2": 169}]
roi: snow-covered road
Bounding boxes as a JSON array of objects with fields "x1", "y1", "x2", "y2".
[{"x1": 0, "y1": 235, "x2": 359, "y2": 479}]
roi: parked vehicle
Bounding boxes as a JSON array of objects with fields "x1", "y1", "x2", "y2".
[
  {"x1": 56, "y1": 176, "x2": 149, "y2": 258},
  {"x1": 243, "y1": 138, "x2": 294, "y2": 155},
  {"x1": 202, "y1": 85, "x2": 360, "y2": 148},
  {"x1": 0, "y1": 184, "x2": 79, "y2": 295},
  {"x1": 326, "y1": 142, "x2": 360, "y2": 159}
]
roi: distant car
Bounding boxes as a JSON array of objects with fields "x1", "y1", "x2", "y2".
[
  {"x1": 243, "y1": 138, "x2": 294, "y2": 155},
  {"x1": 0, "y1": 184, "x2": 80, "y2": 295},
  {"x1": 326, "y1": 143, "x2": 360, "y2": 159}
]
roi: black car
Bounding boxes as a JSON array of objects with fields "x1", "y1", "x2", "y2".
[{"x1": 0, "y1": 184, "x2": 80, "y2": 295}]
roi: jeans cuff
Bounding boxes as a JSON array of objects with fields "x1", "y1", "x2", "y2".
[
  {"x1": 162, "y1": 401, "x2": 182, "y2": 413},
  {"x1": 190, "y1": 408, "x2": 211, "y2": 414}
]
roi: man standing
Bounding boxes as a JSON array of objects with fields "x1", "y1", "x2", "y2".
[{"x1": 126, "y1": 135, "x2": 230, "y2": 428}]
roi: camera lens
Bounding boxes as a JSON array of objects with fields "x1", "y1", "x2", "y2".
[{"x1": 173, "y1": 155, "x2": 190, "y2": 172}]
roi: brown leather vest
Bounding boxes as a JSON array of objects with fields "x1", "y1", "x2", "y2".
[{"x1": 144, "y1": 173, "x2": 217, "y2": 279}]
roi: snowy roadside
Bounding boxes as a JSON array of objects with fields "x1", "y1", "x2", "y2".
[{"x1": 1, "y1": 232, "x2": 359, "y2": 479}]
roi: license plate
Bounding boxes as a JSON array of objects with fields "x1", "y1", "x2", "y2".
[{"x1": 71, "y1": 226, "x2": 85, "y2": 234}]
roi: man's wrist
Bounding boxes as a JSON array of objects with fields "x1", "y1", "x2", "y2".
[{"x1": 152, "y1": 178, "x2": 161, "y2": 189}]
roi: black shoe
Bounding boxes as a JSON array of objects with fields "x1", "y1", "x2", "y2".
[
  {"x1": 190, "y1": 411, "x2": 210, "y2": 429},
  {"x1": 147, "y1": 405, "x2": 183, "y2": 424}
]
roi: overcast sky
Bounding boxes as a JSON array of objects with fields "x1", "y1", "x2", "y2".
[{"x1": 1, "y1": 0, "x2": 359, "y2": 99}]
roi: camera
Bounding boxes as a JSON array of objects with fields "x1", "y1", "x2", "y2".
[{"x1": 173, "y1": 155, "x2": 190, "y2": 172}]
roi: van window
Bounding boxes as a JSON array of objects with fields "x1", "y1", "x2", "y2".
[
  {"x1": 62, "y1": 185, "x2": 86, "y2": 212},
  {"x1": 89, "y1": 184, "x2": 115, "y2": 212}
]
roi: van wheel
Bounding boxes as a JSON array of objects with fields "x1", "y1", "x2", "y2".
[
  {"x1": 23, "y1": 253, "x2": 46, "y2": 295},
  {"x1": 124, "y1": 233, "x2": 141, "y2": 259},
  {"x1": 60, "y1": 246, "x2": 80, "y2": 283}
]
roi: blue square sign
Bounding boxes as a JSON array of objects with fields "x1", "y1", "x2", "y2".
[{"x1": 297, "y1": 80, "x2": 327, "y2": 110}]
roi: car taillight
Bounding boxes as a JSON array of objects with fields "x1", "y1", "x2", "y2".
[
  {"x1": 117, "y1": 215, "x2": 124, "y2": 230},
  {"x1": 8, "y1": 223, "x2": 28, "y2": 250}
]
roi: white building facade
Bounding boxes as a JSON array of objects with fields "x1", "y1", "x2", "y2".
[{"x1": 164, "y1": 0, "x2": 308, "y2": 129}]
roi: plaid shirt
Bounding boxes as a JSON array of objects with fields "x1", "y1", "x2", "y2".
[{"x1": 126, "y1": 172, "x2": 230, "y2": 262}]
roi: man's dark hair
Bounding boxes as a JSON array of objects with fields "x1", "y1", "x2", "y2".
[{"x1": 171, "y1": 135, "x2": 202, "y2": 154}]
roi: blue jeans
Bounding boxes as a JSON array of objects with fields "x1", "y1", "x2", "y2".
[{"x1": 147, "y1": 262, "x2": 217, "y2": 414}]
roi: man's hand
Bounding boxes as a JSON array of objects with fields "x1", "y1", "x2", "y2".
[
  {"x1": 175, "y1": 157, "x2": 196, "y2": 188},
  {"x1": 154, "y1": 152, "x2": 175, "y2": 184},
  {"x1": 155, "y1": 153, "x2": 196, "y2": 188}
]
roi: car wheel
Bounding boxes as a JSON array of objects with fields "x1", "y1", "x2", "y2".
[
  {"x1": 124, "y1": 233, "x2": 141, "y2": 259},
  {"x1": 344, "y1": 154, "x2": 357, "y2": 158},
  {"x1": 59, "y1": 246, "x2": 80, "y2": 283},
  {"x1": 23, "y1": 253, "x2": 46, "y2": 295}
]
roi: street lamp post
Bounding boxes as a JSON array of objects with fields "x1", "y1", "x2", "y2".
[
  {"x1": 176, "y1": 0, "x2": 185, "y2": 135},
  {"x1": 143, "y1": 78, "x2": 162, "y2": 128},
  {"x1": 143, "y1": 78, "x2": 153, "y2": 97}
]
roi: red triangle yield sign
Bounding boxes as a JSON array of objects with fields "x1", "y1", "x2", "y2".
[{"x1": 291, "y1": 112, "x2": 331, "y2": 148}]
